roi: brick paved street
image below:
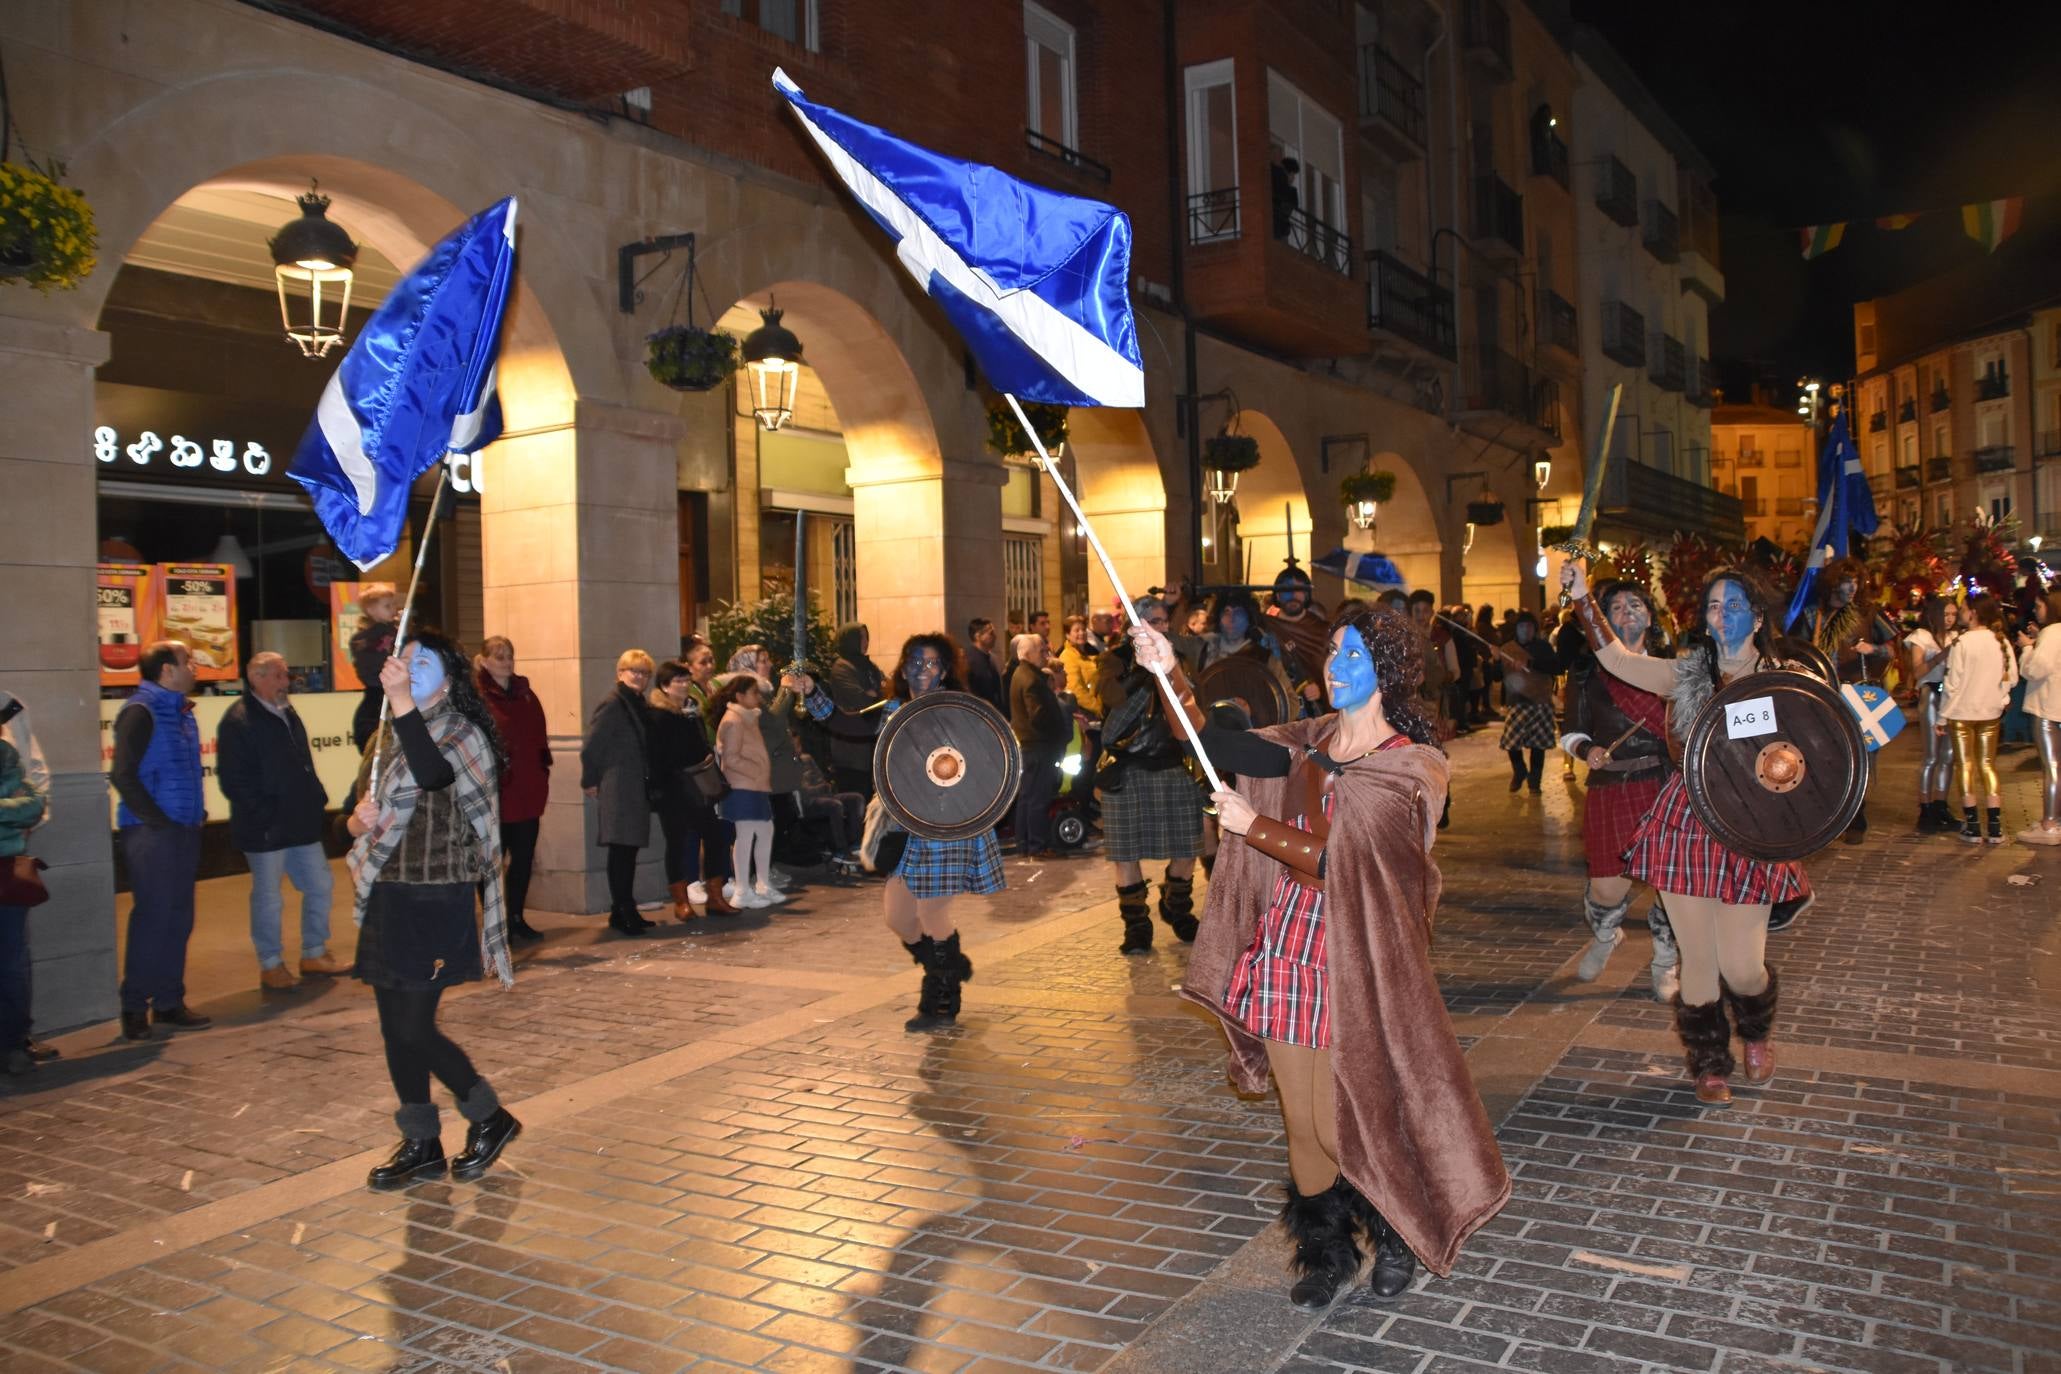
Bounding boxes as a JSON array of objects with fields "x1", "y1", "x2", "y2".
[{"x1": 2, "y1": 732, "x2": 2056, "y2": 1373}]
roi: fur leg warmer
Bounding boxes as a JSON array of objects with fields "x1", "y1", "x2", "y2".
[
  {"x1": 1673, "y1": 996, "x2": 1735, "y2": 1080},
  {"x1": 1723, "y1": 966, "x2": 1779, "y2": 1044}
]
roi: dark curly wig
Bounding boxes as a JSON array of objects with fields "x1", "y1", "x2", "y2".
[
  {"x1": 890, "y1": 632, "x2": 968, "y2": 701},
  {"x1": 1326, "y1": 604, "x2": 1437, "y2": 745},
  {"x1": 1682, "y1": 567, "x2": 1783, "y2": 688},
  {"x1": 401, "y1": 627, "x2": 507, "y2": 776}
]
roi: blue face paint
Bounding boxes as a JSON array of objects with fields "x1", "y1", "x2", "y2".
[
  {"x1": 1326, "y1": 626, "x2": 1379, "y2": 710},
  {"x1": 1706, "y1": 581, "x2": 1757, "y2": 655},
  {"x1": 406, "y1": 644, "x2": 447, "y2": 703}
]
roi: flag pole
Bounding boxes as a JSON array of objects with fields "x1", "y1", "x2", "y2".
[
  {"x1": 368, "y1": 463, "x2": 451, "y2": 796},
  {"x1": 1004, "y1": 394, "x2": 1225, "y2": 794}
]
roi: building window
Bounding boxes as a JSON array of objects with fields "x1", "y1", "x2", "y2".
[
  {"x1": 1003, "y1": 534, "x2": 1044, "y2": 630},
  {"x1": 1184, "y1": 60, "x2": 1239, "y2": 242},
  {"x1": 1266, "y1": 69, "x2": 1347, "y2": 237},
  {"x1": 1859, "y1": 322, "x2": 1876, "y2": 356},
  {"x1": 1024, "y1": 3, "x2": 1078, "y2": 151},
  {"x1": 831, "y1": 519, "x2": 858, "y2": 626},
  {"x1": 1936, "y1": 494, "x2": 1951, "y2": 528},
  {"x1": 1901, "y1": 432, "x2": 1917, "y2": 466},
  {"x1": 1934, "y1": 424, "x2": 1949, "y2": 458},
  {"x1": 721, "y1": 0, "x2": 819, "y2": 50}
]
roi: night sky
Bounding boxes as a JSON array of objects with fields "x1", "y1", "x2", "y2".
[{"x1": 1571, "y1": 0, "x2": 2061, "y2": 394}]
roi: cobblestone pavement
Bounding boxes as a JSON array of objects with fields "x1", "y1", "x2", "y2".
[{"x1": 0, "y1": 730, "x2": 2055, "y2": 1373}]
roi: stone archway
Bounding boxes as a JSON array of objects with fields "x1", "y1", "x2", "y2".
[
  {"x1": 1067, "y1": 407, "x2": 1169, "y2": 611},
  {"x1": 1223, "y1": 410, "x2": 1314, "y2": 589},
  {"x1": 1353, "y1": 451, "x2": 1444, "y2": 597}
]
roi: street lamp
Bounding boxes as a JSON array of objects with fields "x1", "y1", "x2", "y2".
[
  {"x1": 267, "y1": 183, "x2": 358, "y2": 358},
  {"x1": 1533, "y1": 458, "x2": 1551, "y2": 491},
  {"x1": 741, "y1": 303, "x2": 804, "y2": 432}
]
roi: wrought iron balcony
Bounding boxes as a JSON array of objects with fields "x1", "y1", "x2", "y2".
[
  {"x1": 1927, "y1": 456, "x2": 1953, "y2": 483},
  {"x1": 1275, "y1": 204, "x2": 1353, "y2": 276},
  {"x1": 1595, "y1": 156, "x2": 1638, "y2": 227},
  {"x1": 1868, "y1": 410, "x2": 1887, "y2": 432},
  {"x1": 1358, "y1": 44, "x2": 1426, "y2": 152},
  {"x1": 1530, "y1": 128, "x2": 1569, "y2": 188},
  {"x1": 1737, "y1": 449, "x2": 1765, "y2": 468},
  {"x1": 1976, "y1": 369, "x2": 2010, "y2": 401},
  {"x1": 1464, "y1": 348, "x2": 1557, "y2": 436},
  {"x1": 1187, "y1": 187, "x2": 1240, "y2": 244},
  {"x1": 1600, "y1": 299, "x2": 1645, "y2": 367},
  {"x1": 1974, "y1": 444, "x2": 2015, "y2": 474},
  {"x1": 1898, "y1": 398, "x2": 1917, "y2": 424},
  {"x1": 1538, "y1": 289, "x2": 1578, "y2": 356},
  {"x1": 1463, "y1": 0, "x2": 1512, "y2": 77},
  {"x1": 1931, "y1": 385, "x2": 1951, "y2": 412},
  {"x1": 1366, "y1": 251, "x2": 1455, "y2": 359},
  {"x1": 1896, "y1": 466, "x2": 1921, "y2": 489},
  {"x1": 1471, "y1": 174, "x2": 1524, "y2": 254},
  {"x1": 1641, "y1": 200, "x2": 1679, "y2": 263},
  {"x1": 1601, "y1": 458, "x2": 1745, "y2": 542},
  {"x1": 1650, "y1": 334, "x2": 1686, "y2": 391},
  {"x1": 1025, "y1": 129, "x2": 1111, "y2": 183}
]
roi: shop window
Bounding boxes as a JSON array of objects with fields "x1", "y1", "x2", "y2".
[
  {"x1": 721, "y1": 0, "x2": 820, "y2": 50},
  {"x1": 1004, "y1": 534, "x2": 1044, "y2": 630},
  {"x1": 1025, "y1": 3, "x2": 1078, "y2": 150}
]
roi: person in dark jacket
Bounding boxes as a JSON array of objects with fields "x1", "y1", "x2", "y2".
[
  {"x1": 475, "y1": 637, "x2": 550, "y2": 942},
  {"x1": 1008, "y1": 633, "x2": 1073, "y2": 857},
  {"x1": 348, "y1": 583, "x2": 400, "y2": 751},
  {"x1": 580, "y1": 649, "x2": 656, "y2": 936},
  {"x1": 217, "y1": 652, "x2": 342, "y2": 991},
  {"x1": 826, "y1": 623, "x2": 887, "y2": 798},
  {"x1": 109, "y1": 641, "x2": 211, "y2": 1041},
  {"x1": 964, "y1": 618, "x2": 1007, "y2": 715},
  {"x1": 646, "y1": 660, "x2": 740, "y2": 920},
  {"x1": 1, "y1": 719, "x2": 49, "y2": 1077}
]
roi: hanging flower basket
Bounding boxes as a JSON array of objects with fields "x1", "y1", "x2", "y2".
[
  {"x1": 1539, "y1": 524, "x2": 1575, "y2": 547},
  {"x1": 986, "y1": 399, "x2": 1069, "y2": 458},
  {"x1": 0, "y1": 159, "x2": 98, "y2": 292},
  {"x1": 1465, "y1": 498, "x2": 1505, "y2": 527},
  {"x1": 646, "y1": 325, "x2": 739, "y2": 392},
  {"x1": 1204, "y1": 432, "x2": 1262, "y2": 473},
  {"x1": 1340, "y1": 470, "x2": 1395, "y2": 531}
]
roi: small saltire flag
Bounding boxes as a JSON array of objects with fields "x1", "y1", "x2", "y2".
[
  {"x1": 1962, "y1": 197, "x2": 2024, "y2": 253},
  {"x1": 1784, "y1": 406, "x2": 1880, "y2": 630},
  {"x1": 1799, "y1": 223, "x2": 1846, "y2": 259},
  {"x1": 1841, "y1": 682, "x2": 1905, "y2": 752},
  {"x1": 1313, "y1": 548, "x2": 1407, "y2": 591},
  {"x1": 1875, "y1": 213, "x2": 1918, "y2": 231},
  {"x1": 289, "y1": 198, "x2": 518, "y2": 568},
  {"x1": 772, "y1": 68, "x2": 1142, "y2": 408}
]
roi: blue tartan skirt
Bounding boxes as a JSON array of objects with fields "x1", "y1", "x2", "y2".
[{"x1": 895, "y1": 831, "x2": 1005, "y2": 899}]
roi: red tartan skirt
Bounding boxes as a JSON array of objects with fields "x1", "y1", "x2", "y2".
[
  {"x1": 1583, "y1": 773, "x2": 1666, "y2": 878},
  {"x1": 1621, "y1": 772, "x2": 1806, "y2": 905}
]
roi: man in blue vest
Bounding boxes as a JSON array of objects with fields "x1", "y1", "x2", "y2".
[{"x1": 110, "y1": 641, "x2": 212, "y2": 1040}]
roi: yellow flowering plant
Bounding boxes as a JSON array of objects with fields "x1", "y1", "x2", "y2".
[{"x1": 0, "y1": 159, "x2": 99, "y2": 292}]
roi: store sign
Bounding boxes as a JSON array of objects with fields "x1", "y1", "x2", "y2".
[
  {"x1": 99, "y1": 691, "x2": 363, "y2": 827},
  {"x1": 93, "y1": 425, "x2": 482, "y2": 493}
]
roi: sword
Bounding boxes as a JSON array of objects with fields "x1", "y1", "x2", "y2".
[
  {"x1": 789, "y1": 510, "x2": 809, "y2": 676},
  {"x1": 1590, "y1": 715, "x2": 1648, "y2": 766},
  {"x1": 1555, "y1": 382, "x2": 1622, "y2": 605}
]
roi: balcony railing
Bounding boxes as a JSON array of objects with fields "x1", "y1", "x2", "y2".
[
  {"x1": 1538, "y1": 289, "x2": 1578, "y2": 355},
  {"x1": 1603, "y1": 460, "x2": 1744, "y2": 541},
  {"x1": 1596, "y1": 156, "x2": 1638, "y2": 227},
  {"x1": 1187, "y1": 187, "x2": 1240, "y2": 244},
  {"x1": 1774, "y1": 449, "x2": 1802, "y2": 469},
  {"x1": 1600, "y1": 299, "x2": 1645, "y2": 367},
  {"x1": 1896, "y1": 466, "x2": 1921, "y2": 489},
  {"x1": 1275, "y1": 204, "x2": 1353, "y2": 276},
  {"x1": 1927, "y1": 456, "x2": 1953, "y2": 483},
  {"x1": 1737, "y1": 449, "x2": 1765, "y2": 468},
  {"x1": 1974, "y1": 444, "x2": 2015, "y2": 474},
  {"x1": 1650, "y1": 333, "x2": 1686, "y2": 391},
  {"x1": 1530, "y1": 128, "x2": 1569, "y2": 188},
  {"x1": 1641, "y1": 200, "x2": 1679, "y2": 263},
  {"x1": 1465, "y1": 347, "x2": 1556, "y2": 435},
  {"x1": 1463, "y1": 0, "x2": 1512, "y2": 75},
  {"x1": 1897, "y1": 398, "x2": 1917, "y2": 424},
  {"x1": 1868, "y1": 410, "x2": 1887, "y2": 432},
  {"x1": 1366, "y1": 251, "x2": 1455, "y2": 359},
  {"x1": 1358, "y1": 43, "x2": 1426, "y2": 150},
  {"x1": 1976, "y1": 370, "x2": 2010, "y2": 401},
  {"x1": 1931, "y1": 386, "x2": 1951, "y2": 412},
  {"x1": 1471, "y1": 173, "x2": 1524, "y2": 252},
  {"x1": 1025, "y1": 128, "x2": 1111, "y2": 182}
]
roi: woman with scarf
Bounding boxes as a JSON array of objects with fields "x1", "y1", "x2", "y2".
[
  {"x1": 474, "y1": 637, "x2": 548, "y2": 942},
  {"x1": 347, "y1": 631, "x2": 520, "y2": 1189},
  {"x1": 1941, "y1": 597, "x2": 2020, "y2": 845},
  {"x1": 882, "y1": 632, "x2": 1002, "y2": 1032},
  {"x1": 1562, "y1": 560, "x2": 1797, "y2": 1107},
  {"x1": 1133, "y1": 606, "x2": 1507, "y2": 1309},
  {"x1": 1902, "y1": 596, "x2": 1961, "y2": 833},
  {"x1": 646, "y1": 660, "x2": 740, "y2": 919},
  {"x1": 827, "y1": 623, "x2": 888, "y2": 799},
  {"x1": 1496, "y1": 611, "x2": 1559, "y2": 793}
]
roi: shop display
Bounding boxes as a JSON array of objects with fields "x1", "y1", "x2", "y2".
[
  {"x1": 158, "y1": 563, "x2": 239, "y2": 681},
  {"x1": 96, "y1": 563, "x2": 158, "y2": 686}
]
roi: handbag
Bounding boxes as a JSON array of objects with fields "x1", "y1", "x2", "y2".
[
  {"x1": 683, "y1": 756, "x2": 731, "y2": 806},
  {"x1": 0, "y1": 854, "x2": 49, "y2": 908}
]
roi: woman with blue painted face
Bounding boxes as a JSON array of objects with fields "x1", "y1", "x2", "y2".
[
  {"x1": 346, "y1": 630, "x2": 521, "y2": 1189},
  {"x1": 1562, "y1": 560, "x2": 1798, "y2": 1108},
  {"x1": 1136, "y1": 605, "x2": 1508, "y2": 1311}
]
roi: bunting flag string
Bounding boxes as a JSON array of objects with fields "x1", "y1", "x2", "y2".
[
  {"x1": 1799, "y1": 223, "x2": 1845, "y2": 259},
  {"x1": 1792, "y1": 195, "x2": 2028, "y2": 260}
]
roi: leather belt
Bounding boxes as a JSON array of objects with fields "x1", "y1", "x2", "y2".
[{"x1": 1591, "y1": 754, "x2": 1665, "y2": 774}]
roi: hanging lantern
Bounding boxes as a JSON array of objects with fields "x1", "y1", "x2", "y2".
[
  {"x1": 267, "y1": 183, "x2": 358, "y2": 358},
  {"x1": 1534, "y1": 457, "x2": 1551, "y2": 490},
  {"x1": 1462, "y1": 521, "x2": 1477, "y2": 555},
  {"x1": 741, "y1": 304, "x2": 804, "y2": 432},
  {"x1": 1347, "y1": 498, "x2": 1378, "y2": 530}
]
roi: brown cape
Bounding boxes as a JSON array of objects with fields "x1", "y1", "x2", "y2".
[{"x1": 1179, "y1": 720, "x2": 1510, "y2": 1276}]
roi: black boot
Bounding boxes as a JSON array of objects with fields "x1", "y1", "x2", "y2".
[
  {"x1": 1281, "y1": 1179, "x2": 1360, "y2": 1310},
  {"x1": 905, "y1": 936, "x2": 961, "y2": 1032},
  {"x1": 904, "y1": 937, "x2": 973, "y2": 982},
  {"x1": 1339, "y1": 1183, "x2": 1416, "y2": 1298},
  {"x1": 507, "y1": 915, "x2": 543, "y2": 943},
  {"x1": 450, "y1": 1079, "x2": 522, "y2": 1181},
  {"x1": 1986, "y1": 807, "x2": 2004, "y2": 845},
  {"x1": 1158, "y1": 869, "x2": 1199, "y2": 943},
  {"x1": 1674, "y1": 996, "x2": 1735, "y2": 1105},
  {"x1": 120, "y1": 1009, "x2": 159, "y2": 1042},
  {"x1": 609, "y1": 904, "x2": 652, "y2": 936},
  {"x1": 369, "y1": 1104, "x2": 447, "y2": 1189},
  {"x1": 1116, "y1": 881, "x2": 1154, "y2": 954},
  {"x1": 1960, "y1": 806, "x2": 1982, "y2": 844}
]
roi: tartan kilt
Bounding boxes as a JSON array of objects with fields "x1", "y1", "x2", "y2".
[
  {"x1": 1101, "y1": 763, "x2": 1205, "y2": 862},
  {"x1": 1583, "y1": 773, "x2": 1666, "y2": 878},
  {"x1": 1622, "y1": 772, "x2": 1806, "y2": 905},
  {"x1": 351, "y1": 881, "x2": 484, "y2": 991},
  {"x1": 895, "y1": 831, "x2": 1005, "y2": 900},
  {"x1": 1499, "y1": 698, "x2": 1559, "y2": 751}
]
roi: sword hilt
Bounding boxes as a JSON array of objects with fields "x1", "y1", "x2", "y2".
[{"x1": 1552, "y1": 538, "x2": 1597, "y2": 607}]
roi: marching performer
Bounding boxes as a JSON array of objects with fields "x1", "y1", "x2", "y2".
[
  {"x1": 1903, "y1": 596, "x2": 1961, "y2": 833},
  {"x1": 1799, "y1": 557, "x2": 1898, "y2": 842},
  {"x1": 1559, "y1": 580, "x2": 1679, "y2": 1000},
  {"x1": 1562, "y1": 559, "x2": 1797, "y2": 1106},
  {"x1": 880, "y1": 633, "x2": 1001, "y2": 1032},
  {"x1": 1134, "y1": 606, "x2": 1508, "y2": 1309}
]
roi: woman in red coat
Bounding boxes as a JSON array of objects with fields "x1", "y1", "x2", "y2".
[{"x1": 475, "y1": 637, "x2": 549, "y2": 942}]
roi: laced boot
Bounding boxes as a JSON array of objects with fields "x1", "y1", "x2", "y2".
[
  {"x1": 1986, "y1": 807, "x2": 2005, "y2": 845},
  {"x1": 1116, "y1": 881, "x2": 1154, "y2": 954},
  {"x1": 368, "y1": 1104, "x2": 447, "y2": 1190},
  {"x1": 1960, "y1": 806, "x2": 1982, "y2": 844},
  {"x1": 1674, "y1": 995, "x2": 1736, "y2": 1106},
  {"x1": 1340, "y1": 1182, "x2": 1416, "y2": 1298},
  {"x1": 1158, "y1": 869, "x2": 1199, "y2": 942},
  {"x1": 1281, "y1": 1179, "x2": 1360, "y2": 1310},
  {"x1": 1724, "y1": 968, "x2": 1779, "y2": 1086},
  {"x1": 904, "y1": 937, "x2": 957, "y2": 1032},
  {"x1": 450, "y1": 1079, "x2": 522, "y2": 1181}
]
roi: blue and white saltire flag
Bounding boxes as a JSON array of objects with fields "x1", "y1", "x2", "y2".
[
  {"x1": 1840, "y1": 681, "x2": 1905, "y2": 752},
  {"x1": 1313, "y1": 548, "x2": 1407, "y2": 591},
  {"x1": 1783, "y1": 406, "x2": 1880, "y2": 630},
  {"x1": 289, "y1": 198, "x2": 518, "y2": 568},
  {"x1": 772, "y1": 69, "x2": 1142, "y2": 408}
]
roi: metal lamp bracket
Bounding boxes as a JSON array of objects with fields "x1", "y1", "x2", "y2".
[{"x1": 617, "y1": 232, "x2": 697, "y2": 315}]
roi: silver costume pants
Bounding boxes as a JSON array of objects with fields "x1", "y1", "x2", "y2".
[
  {"x1": 2037, "y1": 717, "x2": 2061, "y2": 824},
  {"x1": 1919, "y1": 685, "x2": 1953, "y2": 800}
]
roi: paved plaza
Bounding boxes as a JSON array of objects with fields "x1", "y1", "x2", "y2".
[{"x1": 1, "y1": 733, "x2": 2057, "y2": 1374}]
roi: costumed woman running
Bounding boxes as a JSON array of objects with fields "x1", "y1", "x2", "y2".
[
  {"x1": 347, "y1": 631, "x2": 521, "y2": 1188},
  {"x1": 881, "y1": 633, "x2": 1003, "y2": 1032},
  {"x1": 1560, "y1": 580, "x2": 1679, "y2": 1000},
  {"x1": 1561, "y1": 559, "x2": 1796, "y2": 1106},
  {"x1": 1133, "y1": 605, "x2": 1508, "y2": 1310}
]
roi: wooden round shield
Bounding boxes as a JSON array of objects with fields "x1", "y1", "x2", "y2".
[
  {"x1": 1197, "y1": 655, "x2": 1293, "y2": 729},
  {"x1": 1774, "y1": 636, "x2": 1837, "y2": 685},
  {"x1": 872, "y1": 691, "x2": 1022, "y2": 841},
  {"x1": 1682, "y1": 670, "x2": 1868, "y2": 862}
]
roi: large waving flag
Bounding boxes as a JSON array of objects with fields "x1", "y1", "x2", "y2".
[
  {"x1": 1784, "y1": 406, "x2": 1880, "y2": 630},
  {"x1": 289, "y1": 198, "x2": 518, "y2": 568},
  {"x1": 773, "y1": 69, "x2": 1141, "y2": 408}
]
